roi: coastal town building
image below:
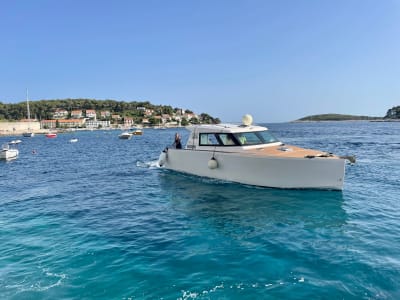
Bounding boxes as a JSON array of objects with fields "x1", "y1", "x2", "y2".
[
  {"x1": 71, "y1": 110, "x2": 83, "y2": 119},
  {"x1": 53, "y1": 109, "x2": 69, "y2": 119},
  {"x1": 100, "y1": 111, "x2": 111, "y2": 119},
  {"x1": 144, "y1": 109, "x2": 154, "y2": 116},
  {"x1": 153, "y1": 115, "x2": 162, "y2": 125},
  {"x1": 183, "y1": 113, "x2": 197, "y2": 120},
  {"x1": 124, "y1": 117, "x2": 134, "y2": 127},
  {"x1": 161, "y1": 114, "x2": 172, "y2": 123},
  {"x1": 85, "y1": 109, "x2": 96, "y2": 119},
  {"x1": 41, "y1": 119, "x2": 85, "y2": 129},
  {"x1": 141, "y1": 118, "x2": 151, "y2": 126},
  {"x1": 86, "y1": 120, "x2": 110, "y2": 129}
]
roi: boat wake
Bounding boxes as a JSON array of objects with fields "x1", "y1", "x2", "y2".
[{"x1": 136, "y1": 160, "x2": 161, "y2": 169}]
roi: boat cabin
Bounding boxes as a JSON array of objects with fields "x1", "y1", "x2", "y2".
[{"x1": 185, "y1": 123, "x2": 282, "y2": 151}]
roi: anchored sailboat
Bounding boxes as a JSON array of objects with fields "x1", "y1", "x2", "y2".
[{"x1": 22, "y1": 89, "x2": 34, "y2": 137}]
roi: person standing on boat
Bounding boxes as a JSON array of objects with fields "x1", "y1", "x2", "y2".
[{"x1": 174, "y1": 133, "x2": 182, "y2": 149}]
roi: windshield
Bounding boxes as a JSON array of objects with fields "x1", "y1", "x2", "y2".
[
  {"x1": 233, "y1": 130, "x2": 279, "y2": 146},
  {"x1": 198, "y1": 130, "x2": 280, "y2": 147}
]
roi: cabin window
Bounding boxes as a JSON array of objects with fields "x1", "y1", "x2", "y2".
[
  {"x1": 233, "y1": 131, "x2": 280, "y2": 145},
  {"x1": 233, "y1": 132, "x2": 261, "y2": 145},
  {"x1": 218, "y1": 133, "x2": 238, "y2": 146},
  {"x1": 199, "y1": 133, "x2": 219, "y2": 146},
  {"x1": 257, "y1": 131, "x2": 280, "y2": 143}
]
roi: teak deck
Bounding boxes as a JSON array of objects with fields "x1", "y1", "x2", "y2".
[{"x1": 243, "y1": 145, "x2": 339, "y2": 159}]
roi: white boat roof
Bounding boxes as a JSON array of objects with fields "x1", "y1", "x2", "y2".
[{"x1": 186, "y1": 123, "x2": 268, "y2": 133}]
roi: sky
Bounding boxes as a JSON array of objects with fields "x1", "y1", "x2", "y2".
[{"x1": 1, "y1": 0, "x2": 399, "y2": 122}]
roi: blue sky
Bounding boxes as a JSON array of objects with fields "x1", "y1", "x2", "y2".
[{"x1": 1, "y1": 0, "x2": 399, "y2": 122}]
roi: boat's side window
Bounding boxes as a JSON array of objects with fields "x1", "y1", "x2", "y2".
[
  {"x1": 236, "y1": 134, "x2": 247, "y2": 145},
  {"x1": 257, "y1": 131, "x2": 280, "y2": 143},
  {"x1": 218, "y1": 133, "x2": 237, "y2": 146},
  {"x1": 233, "y1": 132, "x2": 261, "y2": 145},
  {"x1": 199, "y1": 133, "x2": 219, "y2": 146}
]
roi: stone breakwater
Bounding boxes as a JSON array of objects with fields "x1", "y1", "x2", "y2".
[{"x1": 0, "y1": 121, "x2": 41, "y2": 136}]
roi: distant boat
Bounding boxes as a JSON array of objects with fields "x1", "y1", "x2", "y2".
[
  {"x1": 22, "y1": 89, "x2": 35, "y2": 137},
  {"x1": 1, "y1": 141, "x2": 20, "y2": 160},
  {"x1": 70, "y1": 138, "x2": 78, "y2": 143},
  {"x1": 119, "y1": 132, "x2": 132, "y2": 139},
  {"x1": 131, "y1": 129, "x2": 143, "y2": 135},
  {"x1": 46, "y1": 133, "x2": 57, "y2": 138},
  {"x1": 23, "y1": 132, "x2": 34, "y2": 137},
  {"x1": 9, "y1": 140, "x2": 22, "y2": 145}
]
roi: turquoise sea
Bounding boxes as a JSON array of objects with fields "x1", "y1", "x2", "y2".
[{"x1": 1, "y1": 121, "x2": 399, "y2": 299}]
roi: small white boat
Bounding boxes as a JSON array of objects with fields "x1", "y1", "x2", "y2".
[
  {"x1": 9, "y1": 140, "x2": 22, "y2": 145},
  {"x1": 158, "y1": 114, "x2": 355, "y2": 190},
  {"x1": 70, "y1": 138, "x2": 78, "y2": 143},
  {"x1": 1, "y1": 142, "x2": 19, "y2": 160},
  {"x1": 119, "y1": 132, "x2": 132, "y2": 139},
  {"x1": 23, "y1": 132, "x2": 34, "y2": 137}
]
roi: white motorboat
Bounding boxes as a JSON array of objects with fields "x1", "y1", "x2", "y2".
[
  {"x1": 1, "y1": 142, "x2": 20, "y2": 160},
  {"x1": 23, "y1": 132, "x2": 34, "y2": 137},
  {"x1": 69, "y1": 138, "x2": 78, "y2": 143},
  {"x1": 119, "y1": 132, "x2": 132, "y2": 139},
  {"x1": 158, "y1": 115, "x2": 355, "y2": 190}
]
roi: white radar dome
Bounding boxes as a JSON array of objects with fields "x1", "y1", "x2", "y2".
[{"x1": 242, "y1": 114, "x2": 253, "y2": 126}]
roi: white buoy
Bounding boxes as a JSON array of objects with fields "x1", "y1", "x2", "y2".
[
  {"x1": 208, "y1": 157, "x2": 218, "y2": 169},
  {"x1": 242, "y1": 114, "x2": 253, "y2": 126}
]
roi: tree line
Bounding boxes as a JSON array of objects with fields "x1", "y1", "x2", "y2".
[{"x1": 0, "y1": 98, "x2": 220, "y2": 124}]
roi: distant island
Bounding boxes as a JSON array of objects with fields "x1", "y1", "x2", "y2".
[
  {"x1": 296, "y1": 106, "x2": 400, "y2": 121},
  {"x1": 295, "y1": 114, "x2": 382, "y2": 122}
]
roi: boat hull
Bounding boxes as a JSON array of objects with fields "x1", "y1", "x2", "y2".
[
  {"x1": 119, "y1": 133, "x2": 132, "y2": 139},
  {"x1": 161, "y1": 149, "x2": 346, "y2": 190},
  {"x1": 0, "y1": 149, "x2": 19, "y2": 160}
]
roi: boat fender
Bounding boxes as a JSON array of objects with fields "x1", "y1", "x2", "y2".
[
  {"x1": 158, "y1": 148, "x2": 168, "y2": 167},
  {"x1": 208, "y1": 157, "x2": 218, "y2": 169}
]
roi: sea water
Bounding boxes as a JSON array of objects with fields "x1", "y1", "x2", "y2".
[{"x1": 0, "y1": 122, "x2": 399, "y2": 299}]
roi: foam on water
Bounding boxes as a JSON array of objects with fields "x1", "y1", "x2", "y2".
[{"x1": 136, "y1": 160, "x2": 160, "y2": 169}]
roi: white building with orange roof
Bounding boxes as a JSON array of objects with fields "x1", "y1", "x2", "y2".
[
  {"x1": 85, "y1": 109, "x2": 96, "y2": 119},
  {"x1": 71, "y1": 110, "x2": 83, "y2": 118},
  {"x1": 53, "y1": 109, "x2": 69, "y2": 119}
]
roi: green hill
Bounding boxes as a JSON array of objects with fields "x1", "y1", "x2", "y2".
[
  {"x1": 384, "y1": 106, "x2": 400, "y2": 119},
  {"x1": 296, "y1": 114, "x2": 382, "y2": 122}
]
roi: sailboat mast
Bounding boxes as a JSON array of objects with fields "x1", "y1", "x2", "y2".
[{"x1": 26, "y1": 88, "x2": 31, "y2": 120}]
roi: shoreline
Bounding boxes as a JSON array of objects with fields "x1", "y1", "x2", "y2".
[{"x1": 0, "y1": 126, "x2": 185, "y2": 137}]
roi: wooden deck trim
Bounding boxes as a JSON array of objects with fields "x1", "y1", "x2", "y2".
[{"x1": 244, "y1": 145, "x2": 338, "y2": 159}]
